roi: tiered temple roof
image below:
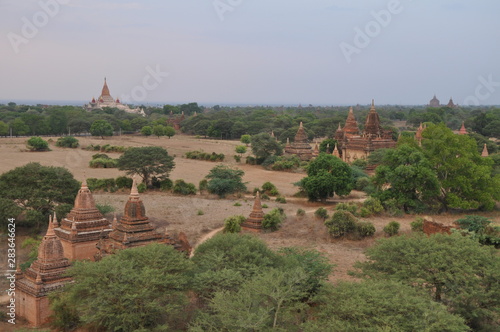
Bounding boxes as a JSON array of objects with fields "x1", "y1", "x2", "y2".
[
  {"x1": 284, "y1": 122, "x2": 313, "y2": 161},
  {"x1": 17, "y1": 216, "x2": 71, "y2": 297},
  {"x1": 55, "y1": 180, "x2": 111, "y2": 261},
  {"x1": 364, "y1": 100, "x2": 383, "y2": 138},
  {"x1": 241, "y1": 192, "x2": 265, "y2": 232}
]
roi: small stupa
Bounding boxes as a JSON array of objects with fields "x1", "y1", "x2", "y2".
[
  {"x1": 241, "y1": 191, "x2": 265, "y2": 232},
  {"x1": 284, "y1": 122, "x2": 313, "y2": 161}
]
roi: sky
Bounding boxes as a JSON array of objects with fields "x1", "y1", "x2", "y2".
[{"x1": 1, "y1": 0, "x2": 500, "y2": 106}]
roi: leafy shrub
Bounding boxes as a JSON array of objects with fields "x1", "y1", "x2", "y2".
[
  {"x1": 199, "y1": 179, "x2": 208, "y2": 192},
  {"x1": 197, "y1": 210, "x2": 204, "y2": 216},
  {"x1": 160, "y1": 178, "x2": 173, "y2": 191},
  {"x1": 261, "y1": 193, "x2": 270, "y2": 200},
  {"x1": 355, "y1": 177, "x2": 371, "y2": 191},
  {"x1": 96, "y1": 204, "x2": 114, "y2": 215},
  {"x1": 85, "y1": 144, "x2": 126, "y2": 153},
  {"x1": 26, "y1": 136, "x2": 49, "y2": 151},
  {"x1": 246, "y1": 156, "x2": 257, "y2": 165},
  {"x1": 86, "y1": 178, "x2": 116, "y2": 191},
  {"x1": 137, "y1": 182, "x2": 147, "y2": 193},
  {"x1": 382, "y1": 198, "x2": 403, "y2": 217},
  {"x1": 296, "y1": 208, "x2": 306, "y2": 217},
  {"x1": 233, "y1": 202, "x2": 242, "y2": 206},
  {"x1": 270, "y1": 155, "x2": 301, "y2": 171},
  {"x1": 89, "y1": 158, "x2": 118, "y2": 168},
  {"x1": 275, "y1": 196, "x2": 287, "y2": 204},
  {"x1": 359, "y1": 207, "x2": 371, "y2": 218},
  {"x1": 455, "y1": 215, "x2": 492, "y2": 233},
  {"x1": 410, "y1": 217, "x2": 424, "y2": 232},
  {"x1": 383, "y1": 221, "x2": 400, "y2": 236},
  {"x1": 173, "y1": 179, "x2": 196, "y2": 195},
  {"x1": 335, "y1": 202, "x2": 358, "y2": 215},
  {"x1": 56, "y1": 136, "x2": 79, "y2": 148},
  {"x1": 362, "y1": 197, "x2": 384, "y2": 216},
  {"x1": 223, "y1": 215, "x2": 246, "y2": 233},
  {"x1": 356, "y1": 221, "x2": 376, "y2": 238},
  {"x1": 262, "y1": 181, "x2": 277, "y2": 193},
  {"x1": 314, "y1": 207, "x2": 328, "y2": 220},
  {"x1": 185, "y1": 150, "x2": 225, "y2": 162},
  {"x1": 325, "y1": 211, "x2": 358, "y2": 238},
  {"x1": 115, "y1": 176, "x2": 133, "y2": 189},
  {"x1": 262, "y1": 204, "x2": 269, "y2": 208},
  {"x1": 351, "y1": 158, "x2": 368, "y2": 169},
  {"x1": 233, "y1": 155, "x2": 241, "y2": 162},
  {"x1": 262, "y1": 208, "x2": 286, "y2": 231}
]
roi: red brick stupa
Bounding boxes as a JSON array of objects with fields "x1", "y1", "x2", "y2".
[
  {"x1": 16, "y1": 216, "x2": 71, "y2": 327},
  {"x1": 284, "y1": 122, "x2": 313, "y2": 161},
  {"x1": 241, "y1": 192, "x2": 265, "y2": 232},
  {"x1": 54, "y1": 179, "x2": 111, "y2": 261}
]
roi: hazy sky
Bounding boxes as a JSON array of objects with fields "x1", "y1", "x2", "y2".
[{"x1": 1, "y1": 0, "x2": 500, "y2": 106}]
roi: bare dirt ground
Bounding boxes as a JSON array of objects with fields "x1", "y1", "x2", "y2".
[{"x1": 1, "y1": 134, "x2": 499, "y2": 330}]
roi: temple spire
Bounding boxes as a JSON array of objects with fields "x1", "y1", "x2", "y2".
[
  {"x1": 130, "y1": 176, "x2": 140, "y2": 198},
  {"x1": 481, "y1": 144, "x2": 489, "y2": 157}
]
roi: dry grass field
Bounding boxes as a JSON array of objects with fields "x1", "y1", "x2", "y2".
[{"x1": 0, "y1": 134, "x2": 499, "y2": 329}]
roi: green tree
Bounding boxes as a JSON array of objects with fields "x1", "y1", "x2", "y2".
[
  {"x1": 141, "y1": 125, "x2": 152, "y2": 136},
  {"x1": 89, "y1": 119, "x2": 114, "y2": 138},
  {"x1": 422, "y1": 123, "x2": 500, "y2": 210},
  {"x1": 56, "y1": 136, "x2": 79, "y2": 148},
  {"x1": 52, "y1": 244, "x2": 193, "y2": 331},
  {"x1": 11, "y1": 118, "x2": 29, "y2": 136},
  {"x1": 152, "y1": 124, "x2": 167, "y2": 138},
  {"x1": 354, "y1": 233, "x2": 500, "y2": 330},
  {"x1": 262, "y1": 207, "x2": 286, "y2": 231},
  {"x1": 302, "y1": 280, "x2": 468, "y2": 332},
  {"x1": 191, "y1": 233, "x2": 280, "y2": 299},
  {"x1": 250, "y1": 132, "x2": 283, "y2": 162},
  {"x1": 26, "y1": 136, "x2": 49, "y2": 151},
  {"x1": 235, "y1": 145, "x2": 247, "y2": 155},
  {"x1": 165, "y1": 125, "x2": 176, "y2": 138},
  {"x1": 205, "y1": 165, "x2": 247, "y2": 198},
  {"x1": 117, "y1": 146, "x2": 175, "y2": 187},
  {"x1": 0, "y1": 121, "x2": 9, "y2": 136},
  {"x1": 373, "y1": 144, "x2": 440, "y2": 213},
  {"x1": 0, "y1": 163, "x2": 80, "y2": 228},
  {"x1": 299, "y1": 153, "x2": 353, "y2": 202},
  {"x1": 240, "y1": 134, "x2": 251, "y2": 146}
]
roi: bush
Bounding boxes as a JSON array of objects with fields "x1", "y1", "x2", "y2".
[
  {"x1": 160, "y1": 178, "x2": 173, "y2": 191},
  {"x1": 86, "y1": 178, "x2": 116, "y2": 191},
  {"x1": 296, "y1": 208, "x2": 305, "y2": 217},
  {"x1": 314, "y1": 207, "x2": 328, "y2": 220},
  {"x1": 383, "y1": 221, "x2": 400, "y2": 236},
  {"x1": 262, "y1": 181, "x2": 278, "y2": 193},
  {"x1": 359, "y1": 207, "x2": 371, "y2": 218},
  {"x1": 455, "y1": 215, "x2": 492, "y2": 233},
  {"x1": 261, "y1": 193, "x2": 270, "y2": 200},
  {"x1": 173, "y1": 179, "x2": 197, "y2": 195},
  {"x1": 270, "y1": 155, "x2": 301, "y2": 171},
  {"x1": 223, "y1": 215, "x2": 246, "y2": 233},
  {"x1": 335, "y1": 202, "x2": 358, "y2": 215},
  {"x1": 351, "y1": 158, "x2": 368, "y2": 169},
  {"x1": 324, "y1": 211, "x2": 358, "y2": 238},
  {"x1": 382, "y1": 198, "x2": 403, "y2": 217},
  {"x1": 26, "y1": 136, "x2": 49, "y2": 151},
  {"x1": 96, "y1": 204, "x2": 114, "y2": 215},
  {"x1": 185, "y1": 150, "x2": 225, "y2": 162},
  {"x1": 245, "y1": 156, "x2": 257, "y2": 165},
  {"x1": 410, "y1": 217, "x2": 424, "y2": 232},
  {"x1": 137, "y1": 182, "x2": 147, "y2": 193},
  {"x1": 56, "y1": 136, "x2": 79, "y2": 148},
  {"x1": 197, "y1": 210, "x2": 204, "y2": 216},
  {"x1": 362, "y1": 197, "x2": 384, "y2": 216},
  {"x1": 355, "y1": 177, "x2": 371, "y2": 191},
  {"x1": 115, "y1": 176, "x2": 133, "y2": 189},
  {"x1": 275, "y1": 196, "x2": 287, "y2": 204},
  {"x1": 262, "y1": 204, "x2": 269, "y2": 208},
  {"x1": 89, "y1": 158, "x2": 118, "y2": 168},
  {"x1": 356, "y1": 221, "x2": 376, "y2": 238},
  {"x1": 262, "y1": 208, "x2": 286, "y2": 231},
  {"x1": 233, "y1": 202, "x2": 242, "y2": 206},
  {"x1": 199, "y1": 179, "x2": 208, "y2": 193},
  {"x1": 233, "y1": 155, "x2": 241, "y2": 162}
]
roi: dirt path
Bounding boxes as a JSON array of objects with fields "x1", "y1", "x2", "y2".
[{"x1": 190, "y1": 226, "x2": 224, "y2": 257}]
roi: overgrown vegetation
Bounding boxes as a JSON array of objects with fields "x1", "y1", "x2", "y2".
[{"x1": 185, "y1": 150, "x2": 225, "y2": 162}]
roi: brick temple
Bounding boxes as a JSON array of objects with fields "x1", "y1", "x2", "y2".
[
  {"x1": 334, "y1": 101, "x2": 396, "y2": 162},
  {"x1": 285, "y1": 122, "x2": 314, "y2": 161},
  {"x1": 241, "y1": 191, "x2": 265, "y2": 232}
]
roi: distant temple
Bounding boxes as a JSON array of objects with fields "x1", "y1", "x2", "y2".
[
  {"x1": 334, "y1": 101, "x2": 396, "y2": 162},
  {"x1": 284, "y1": 122, "x2": 314, "y2": 161},
  {"x1": 428, "y1": 95, "x2": 456, "y2": 108},
  {"x1": 84, "y1": 78, "x2": 146, "y2": 116}
]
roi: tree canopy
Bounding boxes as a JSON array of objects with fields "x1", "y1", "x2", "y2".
[
  {"x1": 0, "y1": 162, "x2": 80, "y2": 229},
  {"x1": 353, "y1": 233, "x2": 500, "y2": 330},
  {"x1": 299, "y1": 153, "x2": 353, "y2": 202},
  {"x1": 250, "y1": 132, "x2": 283, "y2": 162},
  {"x1": 117, "y1": 146, "x2": 175, "y2": 187},
  {"x1": 205, "y1": 165, "x2": 247, "y2": 198},
  {"x1": 90, "y1": 119, "x2": 114, "y2": 138}
]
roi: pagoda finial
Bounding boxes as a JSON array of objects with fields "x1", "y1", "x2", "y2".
[
  {"x1": 299, "y1": 121, "x2": 303, "y2": 128},
  {"x1": 45, "y1": 215, "x2": 56, "y2": 237},
  {"x1": 112, "y1": 212, "x2": 117, "y2": 229},
  {"x1": 130, "y1": 176, "x2": 139, "y2": 197},
  {"x1": 53, "y1": 211, "x2": 59, "y2": 227},
  {"x1": 372, "y1": 99, "x2": 374, "y2": 107}
]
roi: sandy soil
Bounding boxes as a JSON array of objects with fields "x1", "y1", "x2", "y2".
[{"x1": 0, "y1": 134, "x2": 499, "y2": 330}]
